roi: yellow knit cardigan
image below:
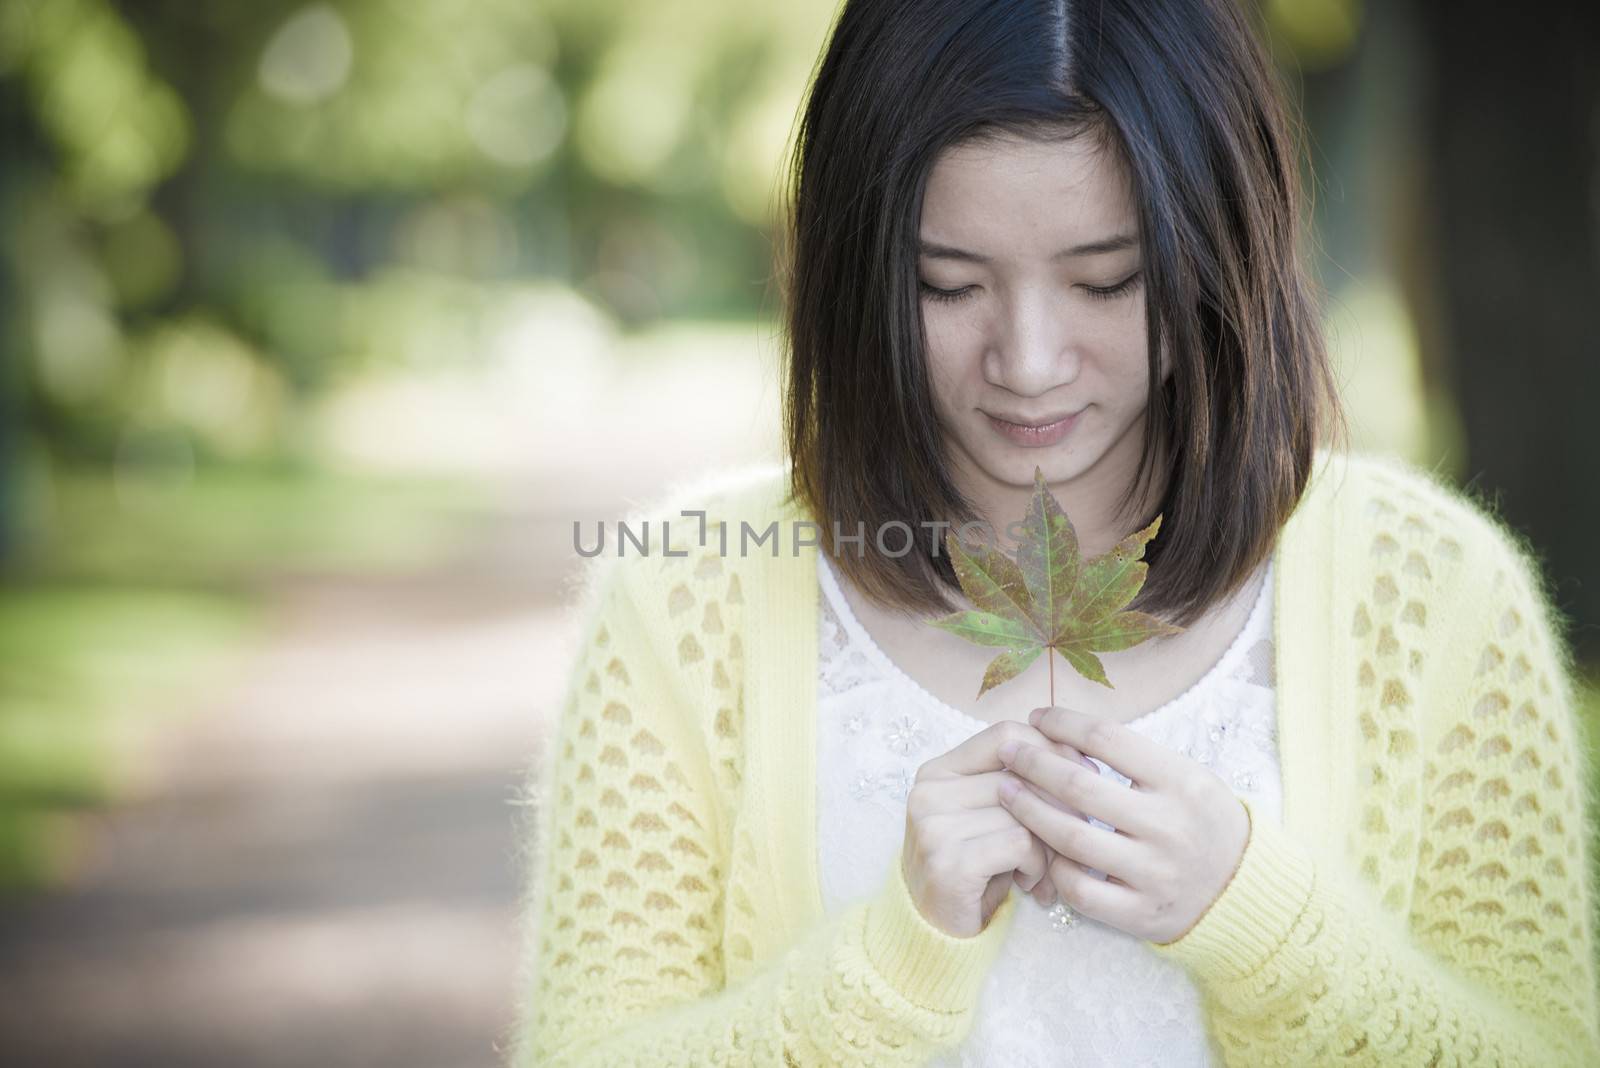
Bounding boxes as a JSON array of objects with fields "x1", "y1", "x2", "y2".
[{"x1": 505, "y1": 447, "x2": 1600, "y2": 1066}]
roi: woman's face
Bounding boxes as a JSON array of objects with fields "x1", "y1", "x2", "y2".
[{"x1": 917, "y1": 132, "x2": 1169, "y2": 516}]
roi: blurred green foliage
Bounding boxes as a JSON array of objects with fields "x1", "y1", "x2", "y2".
[
  {"x1": 0, "y1": 0, "x2": 810, "y2": 886},
  {"x1": 2, "y1": 0, "x2": 841, "y2": 482},
  {"x1": 0, "y1": 0, "x2": 853, "y2": 888},
  {"x1": 0, "y1": 0, "x2": 1372, "y2": 475}
]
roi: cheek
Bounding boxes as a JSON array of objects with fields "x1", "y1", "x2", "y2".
[
  {"x1": 925, "y1": 355, "x2": 968, "y2": 425},
  {"x1": 921, "y1": 316, "x2": 976, "y2": 401},
  {"x1": 1101, "y1": 314, "x2": 1153, "y2": 392},
  {"x1": 1081, "y1": 322, "x2": 1144, "y2": 370}
]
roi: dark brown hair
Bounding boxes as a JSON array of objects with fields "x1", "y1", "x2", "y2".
[{"x1": 779, "y1": 0, "x2": 1349, "y2": 627}]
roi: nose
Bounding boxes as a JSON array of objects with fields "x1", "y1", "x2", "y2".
[{"x1": 984, "y1": 283, "x2": 1082, "y2": 396}]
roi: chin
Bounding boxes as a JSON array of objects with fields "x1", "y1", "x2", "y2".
[
  {"x1": 946, "y1": 414, "x2": 1100, "y2": 488},
  {"x1": 981, "y1": 447, "x2": 1091, "y2": 487}
]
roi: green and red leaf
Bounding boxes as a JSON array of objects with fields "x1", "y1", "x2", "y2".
[{"x1": 928, "y1": 465, "x2": 1184, "y2": 701}]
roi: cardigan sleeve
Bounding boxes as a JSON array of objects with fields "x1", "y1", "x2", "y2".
[
  {"x1": 1146, "y1": 529, "x2": 1600, "y2": 1065},
  {"x1": 503, "y1": 554, "x2": 1018, "y2": 1067}
]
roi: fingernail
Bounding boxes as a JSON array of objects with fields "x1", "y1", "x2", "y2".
[
  {"x1": 1028, "y1": 708, "x2": 1043, "y2": 725},
  {"x1": 998, "y1": 740, "x2": 1020, "y2": 763},
  {"x1": 1000, "y1": 779, "x2": 1021, "y2": 801}
]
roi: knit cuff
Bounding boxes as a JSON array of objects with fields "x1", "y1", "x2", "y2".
[
  {"x1": 1146, "y1": 794, "x2": 1317, "y2": 985},
  {"x1": 862, "y1": 852, "x2": 1016, "y2": 1013}
]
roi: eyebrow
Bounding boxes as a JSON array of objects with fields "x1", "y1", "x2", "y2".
[{"x1": 918, "y1": 232, "x2": 1139, "y2": 263}]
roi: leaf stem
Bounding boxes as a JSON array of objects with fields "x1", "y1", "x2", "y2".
[{"x1": 1048, "y1": 648, "x2": 1055, "y2": 707}]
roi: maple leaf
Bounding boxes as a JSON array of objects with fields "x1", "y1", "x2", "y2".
[{"x1": 928, "y1": 466, "x2": 1184, "y2": 702}]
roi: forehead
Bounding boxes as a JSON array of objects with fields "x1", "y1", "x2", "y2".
[{"x1": 920, "y1": 133, "x2": 1137, "y2": 251}]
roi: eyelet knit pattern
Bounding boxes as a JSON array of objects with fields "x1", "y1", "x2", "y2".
[{"x1": 503, "y1": 451, "x2": 1600, "y2": 1067}]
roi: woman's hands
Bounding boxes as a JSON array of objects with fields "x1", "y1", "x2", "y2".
[
  {"x1": 901, "y1": 720, "x2": 1098, "y2": 938},
  {"x1": 995, "y1": 705, "x2": 1251, "y2": 945}
]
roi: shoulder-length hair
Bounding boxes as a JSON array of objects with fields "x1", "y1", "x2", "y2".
[{"x1": 778, "y1": 0, "x2": 1349, "y2": 627}]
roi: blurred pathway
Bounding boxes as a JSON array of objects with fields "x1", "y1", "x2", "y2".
[{"x1": 0, "y1": 341, "x2": 780, "y2": 1066}]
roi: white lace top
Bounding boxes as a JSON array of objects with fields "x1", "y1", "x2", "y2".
[{"x1": 814, "y1": 550, "x2": 1282, "y2": 1067}]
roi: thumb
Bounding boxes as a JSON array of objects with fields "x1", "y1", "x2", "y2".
[{"x1": 1010, "y1": 831, "x2": 1051, "y2": 892}]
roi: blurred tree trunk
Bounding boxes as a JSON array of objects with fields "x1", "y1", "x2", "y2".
[
  {"x1": 0, "y1": 85, "x2": 34, "y2": 571},
  {"x1": 1414, "y1": 1, "x2": 1600, "y2": 666}
]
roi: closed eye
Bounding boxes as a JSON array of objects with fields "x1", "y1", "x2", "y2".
[
  {"x1": 918, "y1": 270, "x2": 1144, "y2": 305},
  {"x1": 918, "y1": 281, "x2": 972, "y2": 304},
  {"x1": 1081, "y1": 269, "x2": 1143, "y2": 301}
]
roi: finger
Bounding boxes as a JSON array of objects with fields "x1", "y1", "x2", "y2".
[
  {"x1": 964, "y1": 821, "x2": 1043, "y2": 882},
  {"x1": 910, "y1": 769, "x2": 1034, "y2": 813},
  {"x1": 1000, "y1": 774, "x2": 1145, "y2": 883},
  {"x1": 1044, "y1": 738, "x2": 1098, "y2": 774},
  {"x1": 912, "y1": 768, "x2": 1086, "y2": 820},
  {"x1": 1010, "y1": 824, "x2": 1051, "y2": 892},
  {"x1": 1029, "y1": 706, "x2": 1186, "y2": 791},
  {"x1": 1043, "y1": 741, "x2": 1102, "y2": 799},
  {"x1": 1017, "y1": 845, "x2": 1063, "y2": 898},
  {"x1": 1036, "y1": 843, "x2": 1062, "y2": 904},
  {"x1": 1002, "y1": 742, "x2": 1156, "y2": 837},
  {"x1": 919, "y1": 720, "x2": 1074, "y2": 780},
  {"x1": 1022, "y1": 862, "x2": 1058, "y2": 903},
  {"x1": 935, "y1": 802, "x2": 1048, "y2": 893},
  {"x1": 921, "y1": 804, "x2": 1028, "y2": 846},
  {"x1": 1031, "y1": 874, "x2": 1058, "y2": 907},
  {"x1": 1049, "y1": 850, "x2": 1141, "y2": 925}
]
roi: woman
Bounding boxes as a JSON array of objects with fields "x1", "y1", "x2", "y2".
[{"x1": 506, "y1": 0, "x2": 1600, "y2": 1064}]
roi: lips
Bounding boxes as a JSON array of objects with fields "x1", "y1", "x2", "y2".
[
  {"x1": 986, "y1": 410, "x2": 1084, "y2": 429},
  {"x1": 984, "y1": 409, "x2": 1084, "y2": 448}
]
